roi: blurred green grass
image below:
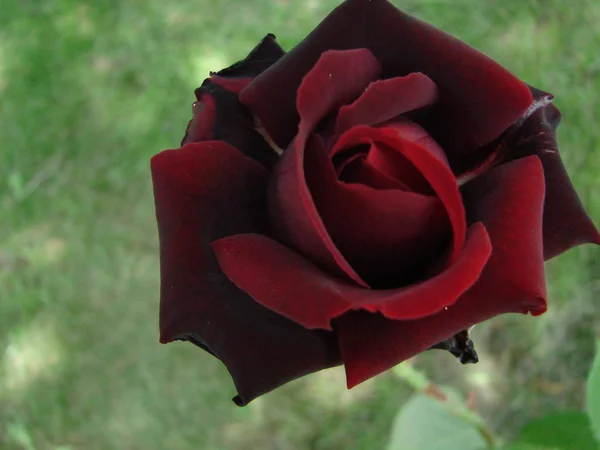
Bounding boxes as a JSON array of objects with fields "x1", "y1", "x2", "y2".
[{"x1": 1, "y1": 0, "x2": 599, "y2": 449}]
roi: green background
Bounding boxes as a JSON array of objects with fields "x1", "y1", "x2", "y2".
[{"x1": 1, "y1": 0, "x2": 599, "y2": 449}]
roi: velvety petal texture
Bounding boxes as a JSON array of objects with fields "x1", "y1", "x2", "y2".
[
  {"x1": 331, "y1": 126, "x2": 466, "y2": 263},
  {"x1": 240, "y1": 0, "x2": 532, "y2": 157},
  {"x1": 337, "y1": 156, "x2": 547, "y2": 387},
  {"x1": 214, "y1": 33, "x2": 286, "y2": 80},
  {"x1": 306, "y1": 135, "x2": 451, "y2": 286},
  {"x1": 335, "y1": 73, "x2": 438, "y2": 134},
  {"x1": 152, "y1": 142, "x2": 341, "y2": 405},
  {"x1": 505, "y1": 87, "x2": 600, "y2": 259},
  {"x1": 183, "y1": 81, "x2": 278, "y2": 168},
  {"x1": 268, "y1": 49, "x2": 382, "y2": 288},
  {"x1": 212, "y1": 223, "x2": 490, "y2": 330},
  {"x1": 181, "y1": 33, "x2": 286, "y2": 167},
  {"x1": 154, "y1": 0, "x2": 599, "y2": 406}
]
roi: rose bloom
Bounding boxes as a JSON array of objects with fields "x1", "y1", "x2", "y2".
[{"x1": 151, "y1": 0, "x2": 599, "y2": 405}]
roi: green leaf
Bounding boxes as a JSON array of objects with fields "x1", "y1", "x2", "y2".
[
  {"x1": 587, "y1": 340, "x2": 600, "y2": 442},
  {"x1": 510, "y1": 412, "x2": 597, "y2": 450},
  {"x1": 387, "y1": 394, "x2": 488, "y2": 450}
]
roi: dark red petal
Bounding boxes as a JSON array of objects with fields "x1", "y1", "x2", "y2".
[
  {"x1": 335, "y1": 73, "x2": 437, "y2": 134},
  {"x1": 506, "y1": 88, "x2": 600, "y2": 259},
  {"x1": 331, "y1": 126, "x2": 466, "y2": 263},
  {"x1": 267, "y1": 50, "x2": 381, "y2": 288},
  {"x1": 294, "y1": 48, "x2": 381, "y2": 143},
  {"x1": 305, "y1": 137, "x2": 451, "y2": 285},
  {"x1": 364, "y1": 140, "x2": 433, "y2": 194},
  {"x1": 338, "y1": 156, "x2": 411, "y2": 190},
  {"x1": 269, "y1": 134, "x2": 369, "y2": 287},
  {"x1": 240, "y1": 0, "x2": 532, "y2": 156},
  {"x1": 337, "y1": 155, "x2": 547, "y2": 388},
  {"x1": 151, "y1": 141, "x2": 341, "y2": 405},
  {"x1": 212, "y1": 33, "x2": 286, "y2": 81},
  {"x1": 183, "y1": 82, "x2": 278, "y2": 168},
  {"x1": 365, "y1": 222, "x2": 491, "y2": 318},
  {"x1": 212, "y1": 234, "x2": 351, "y2": 330},
  {"x1": 212, "y1": 224, "x2": 488, "y2": 331},
  {"x1": 182, "y1": 92, "x2": 216, "y2": 144},
  {"x1": 209, "y1": 76, "x2": 253, "y2": 94},
  {"x1": 378, "y1": 119, "x2": 449, "y2": 166},
  {"x1": 461, "y1": 155, "x2": 547, "y2": 313}
]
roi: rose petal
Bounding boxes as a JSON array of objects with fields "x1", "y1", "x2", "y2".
[
  {"x1": 337, "y1": 154, "x2": 412, "y2": 190},
  {"x1": 182, "y1": 82, "x2": 278, "y2": 168},
  {"x1": 461, "y1": 155, "x2": 547, "y2": 313},
  {"x1": 335, "y1": 73, "x2": 438, "y2": 134},
  {"x1": 334, "y1": 120, "x2": 449, "y2": 191},
  {"x1": 213, "y1": 223, "x2": 489, "y2": 330},
  {"x1": 240, "y1": 0, "x2": 532, "y2": 156},
  {"x1": 182, "y1": 92, "x2": 216, "y2": 144},
  {"x1": 337, "y1": 155, "x2": 547, "y2": 388},
  {"x1": 209, "y1": 76, "x2": 253, "y2": 94},
  {"x1": 211, "y1": 33, "x2": 286, "y2": 90},
  {"x1": 212, "y1": 234, "x2": 351, "y2": 330},
  {"x1": 331, "y1": 125, "x2": 466, "y2": 263},
  {"x1": 506, "y1": 87, "x2": 600, "y2": 259},
  {"x1": 151, "y1": 141, "x2": 341, "y2": 405},
  {"x1": 295, "y1": 48, "x2": 382, "y2": 143},
  {"x1": 268, "y1": 49, "x2": 382, "y2": 288},
  {"x1": 305, "y1": 136, "x2": 451, "y2": 286},
  {"x1": 269, "y1": 135, "x2": 370, "y2": 287},
  {"x1": 364, "y1": 140, "x2": 433, "y2": 194},
  {"x1": 379, "y1": 119, "x2": 449, "y2": 166}
]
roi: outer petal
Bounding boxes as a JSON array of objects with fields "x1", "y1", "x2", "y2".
[
  {"x1": 209, "y1": 33, "x2": 286, "y2": 93},
  {"x1": 240, "y1": 0, "x2": 532, "y2": 156},
  {"x1": 151, "y1": 141, "x2": 341, "y2": 405},
  {"x1": 506, "y1": 87, "x2": 600, "y2": 259},
  {"x1": 182, "y1": 92, "x2": 216, "y2": 145},
  {"x1": 212, "y1": 224, "x2": 490, "y2": 330},
  {"x1": 182, "y1": 82, "x2": 278, "y2": 168},
  {"x1": 337, "y1": 156, "x2": 547, "y2": 388},
  {"x1": 181, "y1": 34, "x2": 286, "y2": 166}
]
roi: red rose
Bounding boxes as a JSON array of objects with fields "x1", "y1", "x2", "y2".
[{"x1": 151, "y1": 0, "x2": 599, "y2": 405}]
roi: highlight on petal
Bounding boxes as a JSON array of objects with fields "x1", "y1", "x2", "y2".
[
  {"x1": 335, "y1": 73, "x2": 438, "y2": 134},
  {"x1": 336, "y1": 155, "x2": 548, "y2": 389},
  {"x1": 212, "y1": 224, "x2": 489, "y2": 331},
  {"x1": 151, "y1": 141, "x2": 341, "y2": 405}
]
